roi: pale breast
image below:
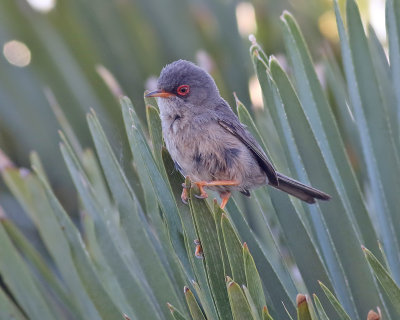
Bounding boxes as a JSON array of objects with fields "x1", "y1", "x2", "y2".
[
  {"x1": 163, "y1": 117, "x2": 265, "y2": 189},
  {"x1": 158, "y1": 98, "x2": 266, "y2": 191}
]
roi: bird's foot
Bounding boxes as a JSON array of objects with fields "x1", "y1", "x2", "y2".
[
  {"x1": 194, "y1": 180, "x2": 239, "y2": 206},
  {"x1": 180, "y1": 176, "x2": 191, "y2": 205},
  {"x1": 181, "y1": 185, "x2": 189, "y2": 204},
  {"x1": 194, "y1": 239, "x2": 203, "y2": 259},
  {"x1": 194, "y1": 182, "x2": 209, "y2": 199}
]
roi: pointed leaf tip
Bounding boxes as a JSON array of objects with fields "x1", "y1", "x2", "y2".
[
  {"x1": 280, "y1": 10, "x2": 292, "y2": 21},
  {"x1": 119, "y1": 95, "x2": 132, "y2": 106},
  {"x1": 367, "y1": 310, "x2": 380, "y2": 320},
  {"x1": 123, "y1": 314, "x2": 131, "y2": 320},
  {"x1": 249, "y1": 34, "x2": 256, "y2": 44},
  {"x1": 184, "y1": 286, "x2": 190, "y2": 294},
  {"x1": 184, "y1": 175, "x2": 191, "y2": 187},
  {"x1": 167, "y1": 303, "x2": 174, "y2": 312},
  {"x1": 243, "y1": 242, "x2": 248, "y2": 250},
  {"x1": 296, "y1": 294, "x2": 307, "y2": 306},
  {"x1": 262, "y1": 305, "x2": 273, "y2": 320},
  {"x1": 233, "y1": 91, "x2": 239, "y2": 102},
  {"x1": 96, "y1": 64, "x2": 124, "y2": 97},
  {"x1": 268, "y1": 55, "x2": 278, "y2": 65}
]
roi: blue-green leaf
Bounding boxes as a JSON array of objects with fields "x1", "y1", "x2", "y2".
[
  {"x1": 121, "y1": 97, "x2": 191, "y2": 278},
  {"x1": 336, "y1": 0, "x2": 400, "y2": 285}
]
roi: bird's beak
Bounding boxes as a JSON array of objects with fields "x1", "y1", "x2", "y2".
[{"x1": 145, "y1": 89, "x2": 175, "y2": 98}]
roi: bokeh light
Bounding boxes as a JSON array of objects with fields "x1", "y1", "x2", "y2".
[
  {"x1": 318, "y1": 11, "x2": 339, "y2": 42},
  {"x1": 236, "y1": 2, "x2": 257, "y2": 37},
  {"x1": 3, "y1": 40, "x2": 31, "y2": 67},
  {"x1": 196, "y1": 50, "x2": 214, "y2": 73},
  {"x1": 369, "y1": 0, "x2": 386, "y2": 41},
  {"x1": 26, "y1": 0, "x2": 56, "y2": 13},
  {"x1": 249, "y1": 75, "x2": 263, "y2": 109}
]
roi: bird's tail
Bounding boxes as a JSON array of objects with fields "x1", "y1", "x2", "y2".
[{"x1": 270, "y1": 172, "x2": 331, "y2": 204}]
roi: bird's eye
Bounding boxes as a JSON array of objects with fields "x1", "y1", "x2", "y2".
[{"x1": 177, "y1": 85, "x2": 190, "y2": 96}]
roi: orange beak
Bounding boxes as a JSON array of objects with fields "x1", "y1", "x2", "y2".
[{"x1": 145, "y1": 89, "x2": 175, "y2": 98}]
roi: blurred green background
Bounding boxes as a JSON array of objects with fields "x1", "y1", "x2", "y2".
[{"x1": 0, "y1": 0, "x2": 381, "y2": 224}]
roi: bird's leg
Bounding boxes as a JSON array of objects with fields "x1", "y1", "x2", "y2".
[
  {"x1": 194, "y1": 182, "x2": 209, "y2": 199},
  {"x1": 219, "y1": 191, "x2": 231, "y2": 209},
  {"x1": 194, "y1": 180, "x2": 239, "y2": 200},
  {"x1": 181, "y1": 176, "x2": 191, "y2": 204}
]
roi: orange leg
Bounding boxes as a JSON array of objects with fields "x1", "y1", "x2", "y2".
[
  {"x1": 219, "y1": 191, "x2": 231, "y2": 209},
  {"x1": 181, "y1": 186, "x2": 188, "y2": 204},
  {"x1": 180, "y1": 176, "x2": 191, "y2": 205},
  {"x1": 194, "y1": 180, "x2": 239, "y2": 200}
]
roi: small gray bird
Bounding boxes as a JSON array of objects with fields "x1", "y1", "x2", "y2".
[{"x1": 146, "y1": 60, "x2": 330, "y2": 209}]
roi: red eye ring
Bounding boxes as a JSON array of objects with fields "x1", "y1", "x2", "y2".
[{"x1": 177, "y1": 85, "x2": 190, "y2": 96}]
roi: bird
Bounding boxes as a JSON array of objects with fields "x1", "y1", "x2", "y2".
[{"x1": 146, "y1": 59, "x2": 331, "y2": 210}]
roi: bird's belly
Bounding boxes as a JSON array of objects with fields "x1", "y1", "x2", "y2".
[
  {"x1": 163, "y1": 119, "x2": 266, "y2": 191},
  {"x1": 164, "y1": 124, "x2": 214, "y2": 181}
]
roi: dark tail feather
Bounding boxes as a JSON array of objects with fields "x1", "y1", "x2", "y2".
[{"x1": 270, "y1": 172, "x2": 331, "y2": 204}]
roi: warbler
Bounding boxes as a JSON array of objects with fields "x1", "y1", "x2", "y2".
[{"x1": 146, "y1": 60, "x2": 330, "y2": 209}]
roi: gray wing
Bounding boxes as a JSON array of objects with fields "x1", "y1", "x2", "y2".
[{"x1": 217, "y1": 117, "x2": 279, "y2": 186}]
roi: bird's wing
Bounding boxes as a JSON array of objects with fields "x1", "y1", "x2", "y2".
[{"x1": 218, "y1": 118, "x2": 279, "y2": 186}]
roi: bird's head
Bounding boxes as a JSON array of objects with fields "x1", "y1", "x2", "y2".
[{"x1": 146, "y1": 60, "x2": 220, "y2": 108}]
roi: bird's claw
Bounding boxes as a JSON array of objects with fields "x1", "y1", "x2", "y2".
[
  {"x1": 180, "y1": 179, "x2": 209, "y2": 203},
  {"x1": 194, "y1": 182, "x2": 208, "y2": 199},
  {"x1": 194, "y1": 192, "x2": 208, "y2": 199},
  {"x1": 181, "y1": 186, "x2": 189, "y2": 205}
]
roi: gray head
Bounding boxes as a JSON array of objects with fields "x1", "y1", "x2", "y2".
[{"x1": 146, "y1": 60, "x2": 220, "y2": 107}]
